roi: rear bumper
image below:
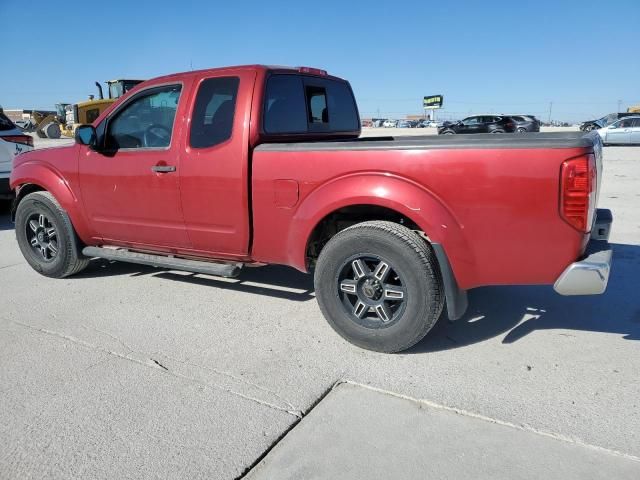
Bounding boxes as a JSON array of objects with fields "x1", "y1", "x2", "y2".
[{"x1": 553, "y1": 209, "x2": 613, "y2": 296}]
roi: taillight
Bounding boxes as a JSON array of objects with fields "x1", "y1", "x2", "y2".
[
  {"x1": 1, "y1": 135, "x2": 33, "y2": 147},
  {"x1": 560, "y1": 155, "x2": 596, "y2": 232}
]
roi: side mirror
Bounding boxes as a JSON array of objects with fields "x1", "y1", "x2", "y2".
[
  {"x1": 75, "y1": 124, "x2": 97, "y2": 148},
  {"x1": 608, "y1": 124, "x2": 617, "y2": 129}
]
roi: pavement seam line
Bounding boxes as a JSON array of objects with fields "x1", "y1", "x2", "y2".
[
  {"x1": 236, "y1": 379, "x2": 346, "y2": 480},
  {"x1": 83, "y1": 327, "x2": 301, "y2": 414},
  {"x1": 159, "y1": 354, "x2": 299, "y2": 413},
  {"x1": 10, "y1": 320, "x2": 303, "y2": 418},
  {"x1": 344, "y1": 380, "x2": 640, "y2": 463},
  {"x1": 0, "y1": 263, "x2": 23, "y2": 270}
]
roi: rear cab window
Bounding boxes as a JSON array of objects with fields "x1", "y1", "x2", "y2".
[{"x1": 263, "y1": 73, "x2": 359, "y2": 136}]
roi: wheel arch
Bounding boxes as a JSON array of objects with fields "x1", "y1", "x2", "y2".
[
  {"x1": 287, "y1": 174, "x2": 472, "y2": 320},
  {"x1": 10, "y1": 162, "x2": 92, "y2": 243}
]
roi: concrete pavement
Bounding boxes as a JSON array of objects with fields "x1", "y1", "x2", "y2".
[
  {"x1": 247, "y1": 382, "x2": 640, "y2": 480},
  {"x1": 0, "y1": 136, "x2": 638, "y2": 478}
]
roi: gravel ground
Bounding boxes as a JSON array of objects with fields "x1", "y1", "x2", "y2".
[{"x1": 0, "y1": 131, "x2": 638, "y2": 478}]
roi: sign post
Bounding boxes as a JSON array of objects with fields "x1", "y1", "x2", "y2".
[{"x1": 423, "y1": 94, "x2": 443, "y2": 121}]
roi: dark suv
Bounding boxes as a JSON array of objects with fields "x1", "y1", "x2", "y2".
[
  {"x1": 510, "y1": 115, "x2": 541, "y2": 132},
  {"x1": 438, "y1": 115, "x2": 517, "y2": 134}
]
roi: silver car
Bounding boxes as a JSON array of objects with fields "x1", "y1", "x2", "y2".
[{"x1": 597, "y1": 116, "x2": 640, "y2": 145}]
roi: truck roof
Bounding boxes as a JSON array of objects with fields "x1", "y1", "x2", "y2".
[{"x1": 147, "y1": 64, "x2": 345, "y2": 84}]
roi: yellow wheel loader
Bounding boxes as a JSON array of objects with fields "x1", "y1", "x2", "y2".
[{"x1": 62, "y1": 79, "x2": 143, "y2": 137}]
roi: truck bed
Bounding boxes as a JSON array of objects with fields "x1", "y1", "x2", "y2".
[
  {"x1": 251, "y1": 130, "x2": 600, "y2": 290},
  {"x1": 255, "y1": 131, "x2": 599, "y2": 152}
]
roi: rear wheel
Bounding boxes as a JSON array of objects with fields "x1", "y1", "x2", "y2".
[
  {"x1": 314, "y1": 221, "x2": 444, "y2": 353},
  {"x1": 441, "y1": 130, "x2": 455, "y2": 135},
  {"x1": 517, "y1": 127, "x2": 527, "y2": 133},
  {"x1": 15, "y1": 191, "x2": 89, "y2": 278},
  {"x1": 492, "y1": 129, "x2": 504, "y2": 133}
]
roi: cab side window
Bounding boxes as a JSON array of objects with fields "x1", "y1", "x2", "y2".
[
  {"x1": 190, "y1": 77, "x2": 240, "y2": 149},
  {"x1": 105, "y1": 85, "x2": 181, "y2": 149}
]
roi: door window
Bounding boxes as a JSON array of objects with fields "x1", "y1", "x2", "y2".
[
  {"x1": 105, "y1": 85, "x2": 181, "y2": 149},
  {"x1": 462, "y1": 117, "x2": 479, "y2": 125},
  {"x1": 190, "y1": 77, "x2": 240, "y2": 148}
]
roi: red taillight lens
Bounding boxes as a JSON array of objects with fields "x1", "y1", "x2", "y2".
[
  {"x1": 560, "y1": 155, "x2": 596, "y2": 232},
  {"x1": 2, "y1": 135, "x2": 33, "y2": 147}
]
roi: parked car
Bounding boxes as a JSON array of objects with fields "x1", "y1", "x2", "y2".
[
  {"x1": 1, "y1": 111, "x2": 34, "y2": 198},
  {"x1": 596, "y1": 116, "x2": 640, "y2": 145},
  {"x1": 396, "y1": 120, "x2": 412, "y2": 128},
  {"x1": 10, "y1": 64, "x2": 612, "y2": 353},
  {"x1": 580, "y1": 113, "x2": 636, "y2": 132},
  {"x1": 416, "y1": 120, "x2": 438, "y2": 128},
  {"x1": 382, "y1": 119, "x2": 397, "y2": 128},
  {"x1": 509, "y1": 115, "x2": 541, "y2": 133},
  {"x1": 438, "y1": 115, "x2": 517, "y2": 134}
]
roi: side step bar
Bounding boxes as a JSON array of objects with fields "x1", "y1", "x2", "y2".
[{"x1": 82, "y1": 246, "x2": 242, "y2": 278}]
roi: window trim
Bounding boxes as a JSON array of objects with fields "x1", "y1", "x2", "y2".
[
  {"x1": 100, "y1": 82, "x2": 184, "y2": 152},
  {"x1": 188, "y1": 75, "x2": 240, "y2": 150}
]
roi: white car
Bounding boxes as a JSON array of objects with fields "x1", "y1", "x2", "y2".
[
  {"x1": 597, "y1": 116, "x2": 640, "y2": 145},
  {"x1": 1, "y1": 111, "x2": 34, "y2": 198},
  {"x1": 382, "y1": 119, "x2": 397, "y2": 128}
]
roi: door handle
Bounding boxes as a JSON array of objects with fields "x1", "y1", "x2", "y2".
[{"x1": 152, "y1": 165, "x2": 176, "y2": 173}]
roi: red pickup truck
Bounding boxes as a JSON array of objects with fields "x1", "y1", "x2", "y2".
[{"x1": 10, "y1": 65, "x2": 613, "y2": 353}]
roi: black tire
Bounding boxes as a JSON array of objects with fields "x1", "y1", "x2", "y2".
[
  {"x1": 440, "y1": 130, "x2": 455, "y2": 135},
  {"x1": 517, "y1": 127, "x2": 527, "y2": 133},
  {"x1": 314, "y1": 221, "x2": 444, "y2": 353},
  {"x1": 492, "y1": 129, "x2": 504, "y2": 133},
  {"x1": 15, "y1": 191, "x2": 89, "y2": 278}
]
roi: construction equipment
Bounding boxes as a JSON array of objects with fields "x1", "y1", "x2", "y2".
[
  {"x1": 18, "y1": 104, "x2": 68, "y2": 139},
  {"x1": 61, "y1": 79, "x2": 144, "y2": 137},
  {"x1": 18, "y1": 79, "x2": 144, "y2": 139}
]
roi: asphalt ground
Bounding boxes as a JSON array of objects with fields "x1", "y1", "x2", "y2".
[{"x1": 0, "y1": 130, "x2": 638, "y2": 478}]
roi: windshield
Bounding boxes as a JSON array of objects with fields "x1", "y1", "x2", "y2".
[
  {"x1": 109, "y1": 82, "x2": 124, "y2": 99},
  {"x1": 0, "y1": 112, "x2": 16, "y2": 131}
]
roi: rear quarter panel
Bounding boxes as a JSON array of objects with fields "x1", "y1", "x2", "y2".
[{"x1": 251, "y1": 146, "x2": 589, "y2": 289}]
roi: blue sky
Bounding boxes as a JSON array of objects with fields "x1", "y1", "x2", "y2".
[{"x1": 1, "y1": 0, "x2": 638, "y2": 122}]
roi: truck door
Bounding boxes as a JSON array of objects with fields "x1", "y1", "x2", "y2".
[
  {"x1": 630, "y1": 118, "x2": 640, "y2": 144},
  {"x1": 179, "y1": 70, "x2": 256, "y2": 256},
  {"x1": 459, "y1": 116, "x2": 481, "y2": 134},
  {"x1": 79, "y1": 84, "x2": 191, "y2": 248},
  {"x1": 605, "y1": 118, "x2": 632, "y2": 144}
]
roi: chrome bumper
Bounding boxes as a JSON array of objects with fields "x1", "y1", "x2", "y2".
[{"x1": 553, "y1": 209, "x2": 613, "y2": 296}]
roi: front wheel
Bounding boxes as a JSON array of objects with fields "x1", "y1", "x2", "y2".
[
  {"x1": 15, "y1": 191, "x2": 90, "y2": 278},
  {"x1": 314, "y1": 221, "x2": 444, "y2": 353}
]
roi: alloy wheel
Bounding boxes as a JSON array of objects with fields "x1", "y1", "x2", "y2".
[{"x1": 337, "y1": 255, "x2": 407, "y2": 328}]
